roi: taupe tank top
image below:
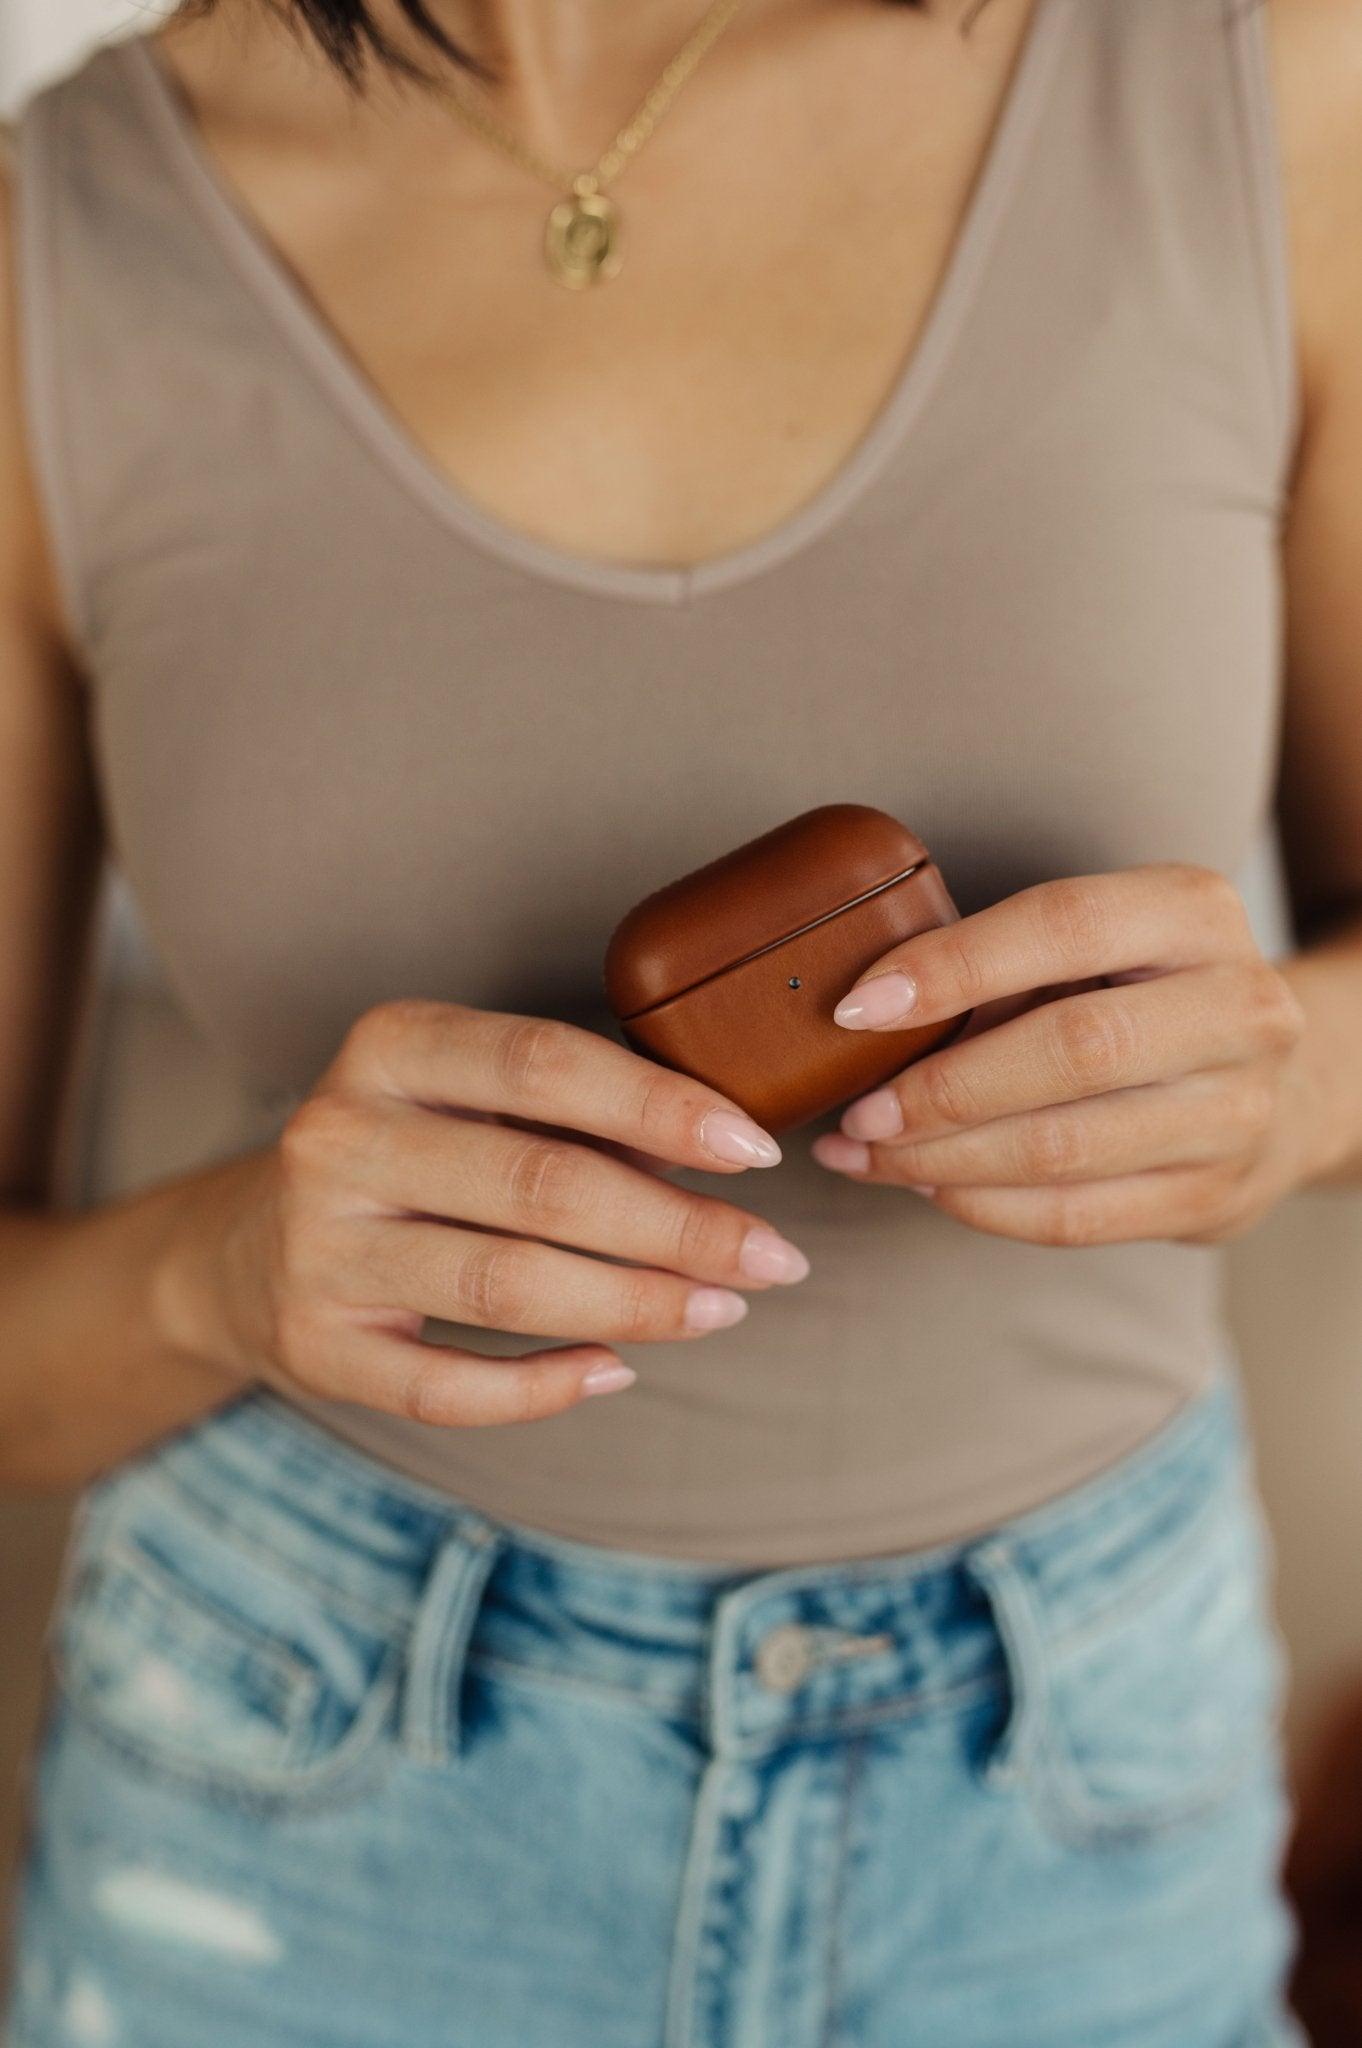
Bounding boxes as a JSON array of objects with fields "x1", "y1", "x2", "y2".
[{"x1": 12, "y1": 0, "x2": 1296, "y2": 1562}]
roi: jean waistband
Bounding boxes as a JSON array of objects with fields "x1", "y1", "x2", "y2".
[
  {"x1": 86, "y1": 1363, "x2": 1255, "y2": 1762},
  {"x1": 84, "y1": 1343, "x2": 1253, "y2": 1761}
]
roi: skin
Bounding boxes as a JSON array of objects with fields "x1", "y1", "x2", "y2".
[{"x1": 0, "y1": 0, "x2": 1359, "y2": 1485}]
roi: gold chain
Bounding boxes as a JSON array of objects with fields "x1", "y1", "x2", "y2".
[{"x1": 430, "y1": 0, "x2": 749, "y2": 286}]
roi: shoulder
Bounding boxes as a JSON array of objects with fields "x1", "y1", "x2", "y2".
[{"x1": 1262, "y1": 0, "x2": 1362, "y2": 417}]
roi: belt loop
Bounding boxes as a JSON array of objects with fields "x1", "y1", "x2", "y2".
[
  {"x1": 965, "y1": 1538, "x2": 1049, "y2": 1788},
  {"x1": 400, "y1": 1515, "x2": 504, "y2": 1766}
]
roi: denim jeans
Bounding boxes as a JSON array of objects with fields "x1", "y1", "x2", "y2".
[{"x1": 5, "y1": 1372, "x2": 1304, "y2": 2048}]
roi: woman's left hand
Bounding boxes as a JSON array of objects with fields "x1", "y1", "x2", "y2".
[{"x1": 811, "y1": 863, "x2": 1325, "y2": 1246}]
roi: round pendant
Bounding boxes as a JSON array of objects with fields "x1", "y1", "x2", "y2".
[{"x1": 544, "y1": 189, "x2": 623, "y2": 290}]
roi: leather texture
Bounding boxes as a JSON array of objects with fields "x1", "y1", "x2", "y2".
[
  {"x1": 603, "y1": 807, "x2": 968, "y2": 1132},
  {"x1": 603, "y1": 804, "x2": 931, "y2": 1017}
]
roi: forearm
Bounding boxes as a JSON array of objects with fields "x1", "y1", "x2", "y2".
[
  {"x1": 0, "y1": 1150, "x2": 265, "y2": 1489},
  {"x1": 1279, "y1": 911, "x2": 1362, "y2": 1190}
]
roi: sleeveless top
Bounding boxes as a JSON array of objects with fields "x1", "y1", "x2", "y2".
[{"x1": 10, "y1": 0, "x2": 1296, "y2": 1563}]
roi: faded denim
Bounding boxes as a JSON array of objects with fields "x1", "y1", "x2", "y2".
[{"x1": 4, "y1": 1373, "x2": 1305, "y2": 2047}]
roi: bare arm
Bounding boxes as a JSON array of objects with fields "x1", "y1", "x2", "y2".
[
  {"x1": 1266, "y1": 0, "x2": 1362, "y2": 1189},
  {"x1": 0, "y1": 134, "x2": 261, "y2": 1483}
]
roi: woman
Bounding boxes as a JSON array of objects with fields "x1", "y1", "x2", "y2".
[{"x1": 1, "y1": 0, "x2": 1359, "y2": 2035}]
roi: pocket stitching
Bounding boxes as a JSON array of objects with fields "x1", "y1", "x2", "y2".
[
  {"x1": 986, "y1": 1481, "x2": 1282, "y2": 1849},
  {"x1": 1023, "y1": 1708, "x2": 1276, "y2": 1848},
  {"x1": 53, "y1": 1530, "x2": 403, "y2": 1814},
  {"x1": 67, "y1": 1532, "x2": 323, "y2": 1709},
  {"x1": 56, "y1": 1638, "x2": 406, "y2": 1816}
]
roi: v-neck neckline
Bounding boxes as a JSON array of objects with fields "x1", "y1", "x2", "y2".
[{"x1": 118, "y1": 0, "x2": 1071, "y2": 608}]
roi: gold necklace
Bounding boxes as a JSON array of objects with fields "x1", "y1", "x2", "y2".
[{"x1": 433, "y1": 0, "x2": 748, "y2": 288}]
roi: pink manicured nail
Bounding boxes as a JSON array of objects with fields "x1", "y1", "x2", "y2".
[
  {"x1": 841, "y1": 1088, "x2": 904, "y2": 1140},
  {"x1": 833, "y1": 972, "x2": 918, "y2": 1029},
  {"x1": 811, "y1": 1133, "x2": 872, "y2": 1175},
  {"x1": 685, "y1": 1286, "x2": 750, "y2": 1331},
  {"x1": 699, "y1": 1109, "x2": 782, "y2": 1168},
  {"x1": 739, "y1": 1227, "x2": 811, "y2": 1284},
  {"x1": 582, "y1": 1360, "x2": 637, "y2": 1397}
]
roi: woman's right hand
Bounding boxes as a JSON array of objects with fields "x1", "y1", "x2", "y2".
[{"x1": 159, "y1": 999, "x2": 811, "y2": 1428}]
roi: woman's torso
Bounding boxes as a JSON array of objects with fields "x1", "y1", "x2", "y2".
[{"x1": 9, "y1": 0, "x2": 1295, "y2": 1562}]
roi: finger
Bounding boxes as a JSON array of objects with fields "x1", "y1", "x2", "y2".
[
  {"x1": 506, "y1": 1120, "x2": 679, "y2": 1179},
  {"x1": 830, "y1": 865, "x2": 1257, "y2": 1034},
  {"x1": 293, "y1": 1325, "x2": 639, "y2": 1428},
  {"x1": 818, "y1": 1069, "x2": 1267, "y2": 1187},
  {"x1": 839, "y1": 963, "x2": 1297, "y2": 1144},
  {"x1": 915, "y1": 1167, "x2": 1233, "y2": 1248},
  {"x1": 802, "y1": 1171, "x2": 1228, "y2": 1245},
  {"x1": 330, "y1": 1000, "x2": 783, "y2": 1174},
  {"x1": 334, "y1": 1216, "x2": 757, "y2": 1344},
  {"x1": 309, "y1": 1102, "x2": 811, "y2": 1287}
]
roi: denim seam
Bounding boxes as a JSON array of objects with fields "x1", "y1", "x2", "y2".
[
  {"x1": 53, "y1": 1638, "x2": 405, "y2": 1817},
  {"x1": 131, "y1": 1465, "x2": 413, "y2": 1640},
  {"x1": 400, "y1": 1525, "x2": 503, "y2": 1765},
  {"x1": 965, "y1": 1544, "x2": 1048, "y2": 1786},
  {"x1": 465, "y1": 1649, "x2": 707, "y2": 1725},
  {"x1": 662, "y1": 1752, "x2": 732, "y2": 2048},
  {"x1": 1024, "y1": 1709, "x2": 1280, "y2": 1850},
  {"x1": 720, "y1": 1671, "x2": 1008, "y2": 1762},
  {"x1": 819, "y1": 1731, "x2": 866, "y2": 2048},
  {"x1": 467, "y1": 1643, "x2": 1008, "y2": 1746},
  {"x1": 75, "y1": 1531, "x2": 323, "y2": 1709},
  {"x1": 1027, "y1": 1462, "x2": 1255, "y2": 1659}
]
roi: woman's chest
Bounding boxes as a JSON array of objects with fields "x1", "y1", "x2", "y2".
[
  {"x1": 83, "y1": 0, "x2": 1293, "y2": 1101},
  {"x1": 149, "y1": 1, "x2": 1039, "y2": 571},
  {"x1": 92, "y1": 386, "x2": 1285, "y2": 1103}
]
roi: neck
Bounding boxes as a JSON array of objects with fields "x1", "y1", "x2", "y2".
[
  {"x1": 370, "y1": 0, "x2": 781, "y2": 97},
  {"x1": 174, "y1": 0, "x2": 956, "y2": 184}
]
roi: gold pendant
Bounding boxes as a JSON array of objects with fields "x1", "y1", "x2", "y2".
[{"x1": 545, "y1": 177, "x2": 623, "y2": 290}]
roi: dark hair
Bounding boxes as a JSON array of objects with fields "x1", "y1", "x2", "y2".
[{"x1": 178, "y1": 0, "x2": 992, "y2": 95}]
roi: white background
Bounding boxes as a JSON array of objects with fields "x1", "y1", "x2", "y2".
[{"x1": 1, "y1": 0, "x2": 163, "y2": 113}]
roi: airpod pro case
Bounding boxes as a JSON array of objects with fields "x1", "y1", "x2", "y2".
[{"x1": 602, "y1": 803, "x2": 971, "y2": 1134}]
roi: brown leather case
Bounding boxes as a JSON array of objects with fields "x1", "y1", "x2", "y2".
[{"x1": 602, "y1": 803, "x2": 971, "y2": 1134}]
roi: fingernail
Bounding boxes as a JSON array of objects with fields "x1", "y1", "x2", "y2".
[
  {"x1": 582, "y1": 1359, "x2": 637, "y2": 1397},
  {"x1": 811, "y1": 1133, "x2": 872, "y2": 1175},
  {"x1": 685, "y1": 1286, "x2": 751, "y2": 1332},
  {"x1": 700, "y1": 1109, "x2": 782, "y2": 1168},
  {"x1": 739, "y1": 1226, "x2": 811, "y2": 1284},
  {"x1": 910, "y1": 1184, "x2": 937, "y2": 1197},
  {"x1": 841, "y1": 1088, "x2": 904, "y2": 1140},
  {"x1": 833, "y1": 972, "x2": 918, "y2": 1030}
]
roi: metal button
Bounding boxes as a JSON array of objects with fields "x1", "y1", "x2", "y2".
[{"x1": 753, "y1": 1623, "x2": 816, "y2": 1693}]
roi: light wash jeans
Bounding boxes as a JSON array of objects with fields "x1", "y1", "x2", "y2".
[{"x1": 4, "y1": 1372, "x2": 1305, "y2": 2047}]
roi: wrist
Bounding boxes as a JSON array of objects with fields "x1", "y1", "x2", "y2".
[
  {"x1": 1277, "y1": 948, "x2": 1362, "y2": 1189},
  {"x1": 148, "y1": 1150, "x2": 276, "y2": 1390}
]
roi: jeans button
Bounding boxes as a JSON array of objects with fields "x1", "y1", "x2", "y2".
[{"x1": 754, "y1": 1623, "x2": 816, "y2": 1693}]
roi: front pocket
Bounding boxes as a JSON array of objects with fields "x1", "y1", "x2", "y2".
[
  {"x1": 978, "y1": 1470, "x2": 1288, "y2": 1850},
  {"x1": 52, "y1": 1474, "x2": 403, "y2": 1814}
]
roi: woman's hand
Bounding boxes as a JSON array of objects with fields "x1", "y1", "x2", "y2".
[
  {"x1": 811, "y1": 863, "x2": 1326, "y2": 1247},
  {"x1": 157, "y1": 999, "x2": 810, "y2": 1428}
]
